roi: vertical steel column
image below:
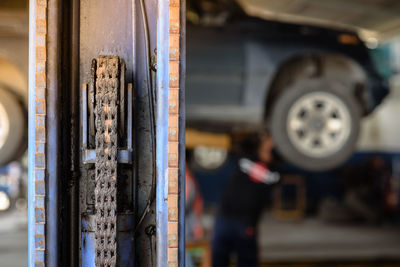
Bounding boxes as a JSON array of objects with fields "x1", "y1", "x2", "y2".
[
  {"x1": 69, "y1": 0, "x2": 80, "y2": 265},
  {"x1": 47, "y1": 0, "x2": 61, "y2": 265},
  {"x1": 27, "y1": 0, "x2": 37, "y2": 265},
  {"x1": 168, "y1": 0, "x2": 184, "y2": 266},
  {"x1": 156, "y1": 0, "x2": 170, "y2": 265},
  {"x1": 29, "y1": 0, "x2": 48, "y2": 266},
  {"x1": 28, "y1": 0, "x2": 185, "y2": 265},
  {"x1": 178, "y1": 0, "x2": 187, "y2": 264},
  {"x1": 157, "y1": 0, "x2": 185, "y2": 265},
  {"x1": 132, "y1": 0, "x2": 159, "y2": 265},
  {"x1": 29, "y1": 0, "x2": 64, "y2": 265}
]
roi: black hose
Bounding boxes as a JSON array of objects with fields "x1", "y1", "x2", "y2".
[{"x1": 134, "y1": 0, "x2": 157, "y2": 235}]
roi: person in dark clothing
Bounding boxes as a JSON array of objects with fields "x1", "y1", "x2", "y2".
[{"x1": 212, "y1": 134, "x2": 280, "y2": 267}]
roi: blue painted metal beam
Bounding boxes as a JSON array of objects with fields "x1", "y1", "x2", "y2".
[
  {"x1": 156, "y1": 0, "x2": 170, "y2": 265},
  {"x1": 46, "y1": 0, "x2": 61, "y2": 265},
  {"x1": 28, "y1": 1, "x2": 36, "y2": 266}
]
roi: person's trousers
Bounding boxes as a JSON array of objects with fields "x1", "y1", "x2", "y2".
[{"x1": 212, "y1": 216, "x2": 258, "y2": 267}]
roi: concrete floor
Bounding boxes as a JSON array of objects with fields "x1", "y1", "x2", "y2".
[
  {"x1": 1, "y1": 210, "x2": 400, "y2": 266},
  {"x1": 0, "y1": 210, "x2": 28, "y2": 267},
  {"x1": 259, "y1": 213, "x2": 400, "y2": 261}
]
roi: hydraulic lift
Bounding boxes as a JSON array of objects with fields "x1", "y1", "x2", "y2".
[{"x1": 28, "y1": 0, "x2": 185, "y2": 266}]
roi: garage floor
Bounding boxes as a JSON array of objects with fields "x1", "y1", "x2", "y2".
[
  {"x1": 259, "y1": 213, "x2": 400, "y2": 262},
  {"x1": 0, "y1": 210, "x2": 28, "y2": 267},
  {"x1": 2, "y1": 210, "x2": 400, "y2": 266}
]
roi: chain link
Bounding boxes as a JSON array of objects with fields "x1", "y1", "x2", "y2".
[{"x1": 94, "y1": 56, "x2": 119, "y2": 267}]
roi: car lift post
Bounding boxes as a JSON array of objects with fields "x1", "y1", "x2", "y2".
[{"x1": 28, "y1": 0, "x2": 185, "y2": 266}]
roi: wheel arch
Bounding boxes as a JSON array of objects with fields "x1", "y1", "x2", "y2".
[{"x1": 264, "y1": 53, "x2": 369, "y2": 121}]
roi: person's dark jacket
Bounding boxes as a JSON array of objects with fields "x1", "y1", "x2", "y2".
[{"x1": 218, "y1": 155, "x2": 280, "y2": 226}]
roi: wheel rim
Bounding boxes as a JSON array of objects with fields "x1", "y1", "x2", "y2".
[
  {"x1": 193, "y1": 146, "x2": 228, "y2": 170},
  {"x1": 286, "y1": 91, "x2": 351, "y2": 158},
  {"x1": 0, "y1": 103, "x2": 10, "y2": 150},
  {"x1": 0, "y1": 191, "x2": 10, "y2": 211}
]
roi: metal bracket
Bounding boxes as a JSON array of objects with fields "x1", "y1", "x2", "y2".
[{"x1": 81, "y1": 82, "x2": 133, "y2": 164}]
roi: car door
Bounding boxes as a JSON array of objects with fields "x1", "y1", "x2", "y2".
[{"x1": 186, "y1": 23, "x2": 245, "y2": 121}]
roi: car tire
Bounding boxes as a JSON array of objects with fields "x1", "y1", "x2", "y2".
[
  {"x1": 0, "y1": 88, "x2": 26, "y2": 165},
  {"x1": 270, "y1": 78, "x2": 361, "y2": 171}
]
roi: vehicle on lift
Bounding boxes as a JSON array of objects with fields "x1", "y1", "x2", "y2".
[
  {"x1": 185, "y1": 1, "x2": 391, "y2": 171},
  {"x1": 0, "y1": 162, "x2": 23, "y2": 212},
  {"x1": 0, "y1": 0, "x2": 28, "y2": 165}
]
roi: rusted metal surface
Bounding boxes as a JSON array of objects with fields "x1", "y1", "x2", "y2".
[
  {"x1": 69, "y1": 0, "x2": 80, "y2": 264},
  {"x1": 81, "y1": 55, "x2": 134, "y2": 266},
  {"x1": 168, "y1": 0, "x2": 185, "y2": 265},
  {"x1": 167, "y1": 0, "x2": 180, "y2": 263},
  {"x1": 131, "y1": 0, "x2": 158, "y2": 265},
  {"x1": 94, "y1": 55, "x2": 119, "y2": 267},
  {"x1": 82, "y1": 213, "x2": 135, "y2": 267},
  {"x1": 78, "y1": 0, "x2": 135, "y2": 224},
  {"x1": 79, "y1": 2, "x2": 138, "y2": 265},
  {"x1": 29, "y1": 0, "x2": 183, "y2": 265},
  {"x1": 79, "y1": 0, "x2": 133, "y2": 86}
]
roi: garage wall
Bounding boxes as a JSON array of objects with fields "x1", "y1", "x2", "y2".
[{"x1": 357, "y1": 75, "x2": 400, "y2": 152}]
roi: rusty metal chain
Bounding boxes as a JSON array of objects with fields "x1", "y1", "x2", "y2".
[{"x1": 94, "y1": 56, "x2": 119, "y2": 267}]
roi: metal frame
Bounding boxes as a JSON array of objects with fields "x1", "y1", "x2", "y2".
[
  {"x1": 27, "y1": 0, "x2": 36, "y2": 265},
  {"x1": 155, "y1": 0, "x2": 170, "y2": 265},
  {"x1": 29, "y1": 0, "x2": 62, "y2": 265},
  {"x1": 28, "y1": 0, "x2": 185, "y2": 265},
  {"x1": 178, "y1": 0, "x2": 186, "y2": 264},
  {"x1": 46, "y1": 0, "x2": 61, "y2": 265},
  {"x1": 81, "y1": 83, "x2": 133, "y2": 164}
]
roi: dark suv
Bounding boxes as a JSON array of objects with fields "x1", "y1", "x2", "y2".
[{"x1": 186, "y1": 2, "x2": 390, "y2": 171}]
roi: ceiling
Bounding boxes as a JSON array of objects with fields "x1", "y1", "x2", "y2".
[{"x1": 237, "y1": 0, "x2": 400, "y2": 42}]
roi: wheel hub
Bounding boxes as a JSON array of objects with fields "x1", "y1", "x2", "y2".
[
  {"x1": 309, "y1": 116, "x2": 325, "y2": 132},
  {"x1": 287, "y1": 91, "x2": 351, "y2": 158}
]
